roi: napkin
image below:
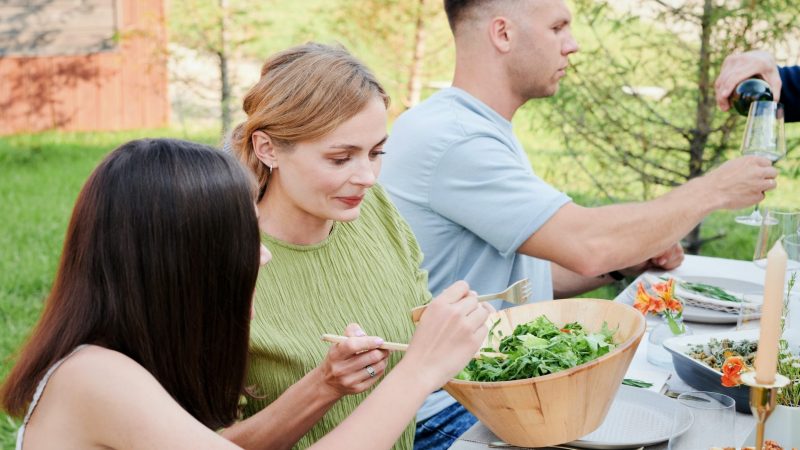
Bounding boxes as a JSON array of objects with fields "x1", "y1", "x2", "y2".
[
  {"x1": 641, "y1": 273, "x2": 762, "y2": 313},
  {"x1": 624, "y1": 362, "x2": 671, "y2": 393}
]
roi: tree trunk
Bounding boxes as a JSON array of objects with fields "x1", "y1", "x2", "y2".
[
  {"x1": 685, "y1": 0, "x2": 715, "y2": 255},
  {"x1": 405, "y1": 0, "x2": 427, "y2": 108},
  {"x1": 684, "y1": 223, "x2": 703, "y2": 255},
  {"x1": 218, "y1": 0, "x2": 232, "y2": 135}
]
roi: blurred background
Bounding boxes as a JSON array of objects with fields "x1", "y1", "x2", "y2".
[{"x1": 1, "y1": 0, "x2": 798, "y2": 444}]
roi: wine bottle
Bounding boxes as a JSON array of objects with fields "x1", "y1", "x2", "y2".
[{"x1": 730, "y1": 78, "x2": 774, "y2": 116}]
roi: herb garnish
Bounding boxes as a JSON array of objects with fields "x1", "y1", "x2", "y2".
[
  {"x1": 622, "y1": 378, "x2": 653, "y2": 388},
  {"x1": 455, "y1": 315, "x2": 617, "y2": 382},
  {"x1": 678, "y1": 280, "x2": 741, "y2": 303}
]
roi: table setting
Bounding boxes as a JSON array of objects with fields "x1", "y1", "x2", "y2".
[{"x1": 448, "y1": 251, "x2": 800, "y2": 450}]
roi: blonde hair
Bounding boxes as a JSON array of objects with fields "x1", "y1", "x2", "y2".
[{"x1": 233, "y1": 42, "x2": 390, "y2": 197}]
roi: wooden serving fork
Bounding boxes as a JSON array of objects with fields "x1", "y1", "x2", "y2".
[
  {"x1": 320, "y1": 334, "x2": 507, "y2": 360},
  {"x1": 410, "y1": 278, "x2": 531, "y2": 323}
]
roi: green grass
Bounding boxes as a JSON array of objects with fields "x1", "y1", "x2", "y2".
[{"x1": 0, "y1": 128, "x2": 219, "y2": 446}]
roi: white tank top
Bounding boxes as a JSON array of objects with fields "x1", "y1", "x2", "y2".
[{"x1": 16, "y1": 345, "x2": 88, "y2": 450}]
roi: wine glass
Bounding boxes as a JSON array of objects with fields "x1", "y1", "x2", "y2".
[
  {"x1": 735, "y1": 101, "x2": 786, "y2": 226},
  {"x1": 668, "y1": 391, "x2": 736, "y2": 450},
  {"x1": 753, "y1": 208, "x2": 800, "y2": 271}
]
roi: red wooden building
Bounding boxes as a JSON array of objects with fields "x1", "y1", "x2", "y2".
[{"x1": 0, "y1": 0, "x2": 169, "y2": 135}]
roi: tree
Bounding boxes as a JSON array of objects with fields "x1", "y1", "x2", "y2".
[
  {"x1": 327, "y1": 0, "x2": 452, "y2": 113},
  {"x1": 537, "y1": 0, "x2": 798, "y2": 253},
  {"x1": 169, "y1": 0, "x2": 273, "y2": 135}
]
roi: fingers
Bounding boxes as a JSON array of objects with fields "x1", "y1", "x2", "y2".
[
  {"x1": 766, "y1": 72, "x2": 783, "y2": 103},
  {"x1": 480, "y1": 302, "x2": 497, "y2": 316},
  {"x1": 434, "y1": 280, "x2": 470, "y2": 304},
  {"x1": 714, "y1": 69, "x2": 736, "y2": 111},
  {"x1": 714, "y1": 54, "x2": 745, "y2": 111},
  {"x1": 763, "y1": 177, "x2": 777, "y2": 193},
  {"x1": 358, "y1": 359, "x2": 388, "y2": 381},
  {"x1": 714, "y1": 51, "x2": 780, "y2": 111},
  {"x1": 344, "y1": 323, "x2": 366, "y2": 337},
  {"x1": 322, "y1": 339, "x2": 390, "y2": 394},
  {"x1": 329, "y1": 335, "x2": 386, "y2": 356},
  {"x1": 329, "y1": 349, "x2": 388, "y2": 376},
  {"x1": 335, "y1": 357, "x2": 389, "y2": 393},
  {"x1": 651, "y1": 243, "x2": 684, "y2": 270}
]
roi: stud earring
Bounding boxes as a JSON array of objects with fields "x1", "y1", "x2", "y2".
[{"x1": 268, "y1": 163, "x2": 273, "y2": 175}]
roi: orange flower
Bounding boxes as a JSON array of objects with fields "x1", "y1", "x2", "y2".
[
  {"x1": 653, "y1": 279, "x2": 682, "y2": 313},
  {"x1": 633, "y1": 284, "x2": 651, "y2": 314},
  {"x1": 634, "y1": 282, "x2": 669, "y2": 315},
  {"x1": 721, "y1": 355, "x2": 747, "y2": 387}
]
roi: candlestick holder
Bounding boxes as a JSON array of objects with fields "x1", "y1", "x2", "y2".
[{"x1": 741, "y1": 371, "x2": 790, "y2": 450}]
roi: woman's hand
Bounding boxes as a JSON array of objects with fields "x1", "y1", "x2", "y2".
[
  {"x1": 314, "y1": 323, "x2": 390, "y2": 400},
  {"x1": 403, "y1": 281, "x2": 493, "y2": 390}
]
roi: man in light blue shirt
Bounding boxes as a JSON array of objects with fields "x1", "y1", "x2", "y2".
[{"x1": 381, "y1": 1, "x2": 778, "y2": 449}]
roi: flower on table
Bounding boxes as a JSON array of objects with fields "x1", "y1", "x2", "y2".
[
  {"x1": 720, "y1": 354, "x2": 750, "y2": 387},
  {"x1": 654, "y1": 279, "x2": 682, "y2": 313},
  {"x1": 634, "y1": 283, "x2": 665, "y2": 314},
  {"x1": 634, "y1": 278, "x2": 685, "y2": 335}
]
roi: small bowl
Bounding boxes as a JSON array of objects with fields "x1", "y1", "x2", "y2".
[{"x1": 442, "y1": 299, "x2": 645, "y2": 448}]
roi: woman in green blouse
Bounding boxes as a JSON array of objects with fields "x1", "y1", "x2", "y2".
[{"x1": 227, "y1": 43, "x2": 473, "y2": 449}]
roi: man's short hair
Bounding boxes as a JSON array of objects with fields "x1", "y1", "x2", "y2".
[
  {"x1": 444, "y1": 0, "x2": 490, "y2": 33},
  {"x1": 444, "y1": 0, "x2": 518, "y2": 34}
]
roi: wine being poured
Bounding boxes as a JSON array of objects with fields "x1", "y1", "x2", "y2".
[
  {"x1": 735, "y1": 101, "x2": 786, "y2": 226},
  {"x1": 730, "y1": 78, "x2": 774, "y2": 116}
]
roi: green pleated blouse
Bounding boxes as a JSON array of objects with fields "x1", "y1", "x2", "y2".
[{"x1": 244, "y1": 184, "x2": 432, "y2": 449}]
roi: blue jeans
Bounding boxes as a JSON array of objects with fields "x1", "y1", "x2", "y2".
[{"x1": 414, "y1": 402, "x2": 477, "y2": 450}]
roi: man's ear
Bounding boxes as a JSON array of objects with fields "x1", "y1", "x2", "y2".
[
  {"x1": 252, "y1": 131, "x2": 279, "y2": 168},
  {"x1": 489, "y1": 16, "x2": 512, "y2": 53}
]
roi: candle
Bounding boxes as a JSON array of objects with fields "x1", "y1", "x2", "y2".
[{"x1": 755, "y1": 240, "x2": 787, "y2": 385}]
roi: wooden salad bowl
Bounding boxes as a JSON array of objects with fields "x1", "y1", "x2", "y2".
[{"x1": 443, "y1": 299, "x2": 645, "y2": 448}]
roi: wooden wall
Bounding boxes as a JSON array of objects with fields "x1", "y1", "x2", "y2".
[{"x1": 0, "y1": 0, "x2": 169, "y2": 135}]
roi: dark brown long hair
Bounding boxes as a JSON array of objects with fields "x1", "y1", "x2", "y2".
[{"x1": 1, "y1": 139, "x2": 260, "y2": 430}]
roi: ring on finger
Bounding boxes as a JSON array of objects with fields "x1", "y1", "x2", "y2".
[{"x1": 365, "y1": 365, "x2": 377, "y2": 378}]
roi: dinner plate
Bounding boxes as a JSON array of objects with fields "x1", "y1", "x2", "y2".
[
  {"x1": 566, "y1": 385, "x2": 693, "y2": 449},
  {"x1": 617, "y1": 274, "x2": 763, "y2": 324}
]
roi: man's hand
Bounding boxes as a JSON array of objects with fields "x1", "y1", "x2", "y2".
[
  {"x1": 715, "y1": 50, "x2": 782, "y2": 112},
  {"x1": 620, "y1": 242, "x2": 684, "y2": 277},
  {"x1": 698, "y1": 155, "x2": 778, "y2": 210},
  {"x1": 649, "y1": 242, "x2": 684, "y2": 270}
]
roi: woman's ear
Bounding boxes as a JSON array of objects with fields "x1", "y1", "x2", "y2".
[{"x1": 251, "y1": 131, "x2": 278, "y2": 169}]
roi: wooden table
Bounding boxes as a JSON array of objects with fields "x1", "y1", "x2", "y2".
[{"x1": 449, "y1": 255, "x2": 770, "y2": 450}]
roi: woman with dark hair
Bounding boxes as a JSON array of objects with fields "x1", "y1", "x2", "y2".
[{"x1": 1, "y1": 138, "x2": 489, "y2": 449}]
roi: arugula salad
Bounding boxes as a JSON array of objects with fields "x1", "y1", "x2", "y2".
[{"x1": 455, "y1": 315, "x2": 618, "y2": 382}]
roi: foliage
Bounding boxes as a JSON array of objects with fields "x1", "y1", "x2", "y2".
[
  {"x1": 535, "y1": 0, "x2": 800, "y2": 252},
  {"x1": 456, "y1": 315, "x2": 617, "y2": 382},
  {"x1": 324, "y1": 0, "x2": 453, "y2": 114},
  {"x1": 169, "y1": 0, "x2": 281, "y2": 133}
]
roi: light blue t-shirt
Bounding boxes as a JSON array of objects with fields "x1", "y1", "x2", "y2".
[{"x1": 381, "y1": 87, "x2": 571, "y2": 421}]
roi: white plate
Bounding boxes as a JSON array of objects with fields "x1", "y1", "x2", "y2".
[
  {"x1": 567, "y1": 385, "x2": 693, "y2": 449},
  {"x1": 617, "y1": 275, "x2": 763, "y2": 324}
]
